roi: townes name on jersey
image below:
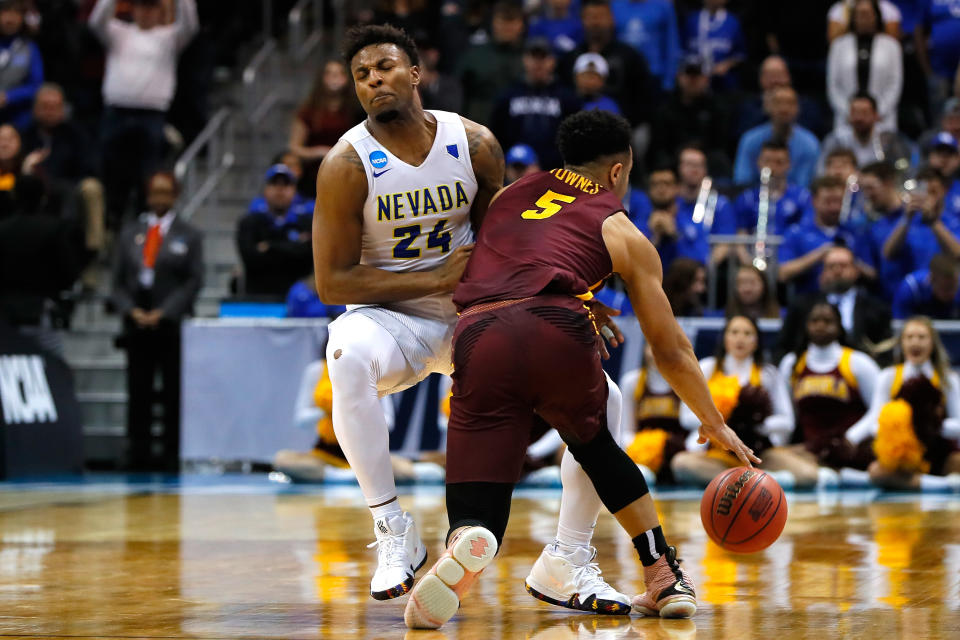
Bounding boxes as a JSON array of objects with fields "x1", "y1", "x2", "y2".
[{"x1": 377, "y1": 181, "x2": 472, "y2": 221}]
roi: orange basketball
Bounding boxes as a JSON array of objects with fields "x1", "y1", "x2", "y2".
[{"x1": 700, "y1": 467, "x2": 787, "y2": 553}]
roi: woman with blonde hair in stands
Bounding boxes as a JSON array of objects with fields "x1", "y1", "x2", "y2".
[
  {"x1": 862, "y1": 317, "x2": 960, "y2": 490},
  {"x1": 619, "y1": 342, "x2": 684, "y2": 484},
  {"x1": 725, "y1": 264, "x2": 781, "y2": 319},
  {"x1": 671, "y1": 315, "x2": 816, "y2": 487},
  {"x1": 779, "y1": 300, "x2": 881, "y2": 485}
]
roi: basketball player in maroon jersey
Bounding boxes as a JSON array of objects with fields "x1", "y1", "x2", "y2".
[{"x1": 404, "y1": 110, "x2": 760, "y2": 629}]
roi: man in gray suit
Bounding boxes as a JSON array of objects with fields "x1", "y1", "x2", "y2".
[{"x1": 111, "y1": 171, "x2": 202, "y2": 471}]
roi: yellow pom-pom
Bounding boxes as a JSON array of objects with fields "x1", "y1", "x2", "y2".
[
  {"x1": 708, "y1": 373, "x2": 741, "y2": 421},
  {"x1": 626, "y1": 429, "x2": 670, "y2": 472},
  {"x1": 874, "y1": 399, "x2": 929, "y2": 474},
  {"x1": 441, "y1": 389, "x2": 453, "y2": 419},
  {"x1": 314, "y1": 363, "x2": 335, "y2": 442}
]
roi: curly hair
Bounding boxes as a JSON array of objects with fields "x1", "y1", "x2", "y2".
[
  {"x1": 556, "y1": 110, "x2": 632, "y2": 167},
  {"x1": 341, "y1": 24, "x2": 420, "y2": 67}
]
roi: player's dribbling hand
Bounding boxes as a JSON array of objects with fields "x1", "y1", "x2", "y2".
[
  {"x1": 698, "y1": 422, "x2": 762, "y2": 467},
  {"x1": 435, "y1": 244, "x2": 475, "y2": 292},
  {"x1": 586, "y1": 300, "x2": 624, "y2": 360}
]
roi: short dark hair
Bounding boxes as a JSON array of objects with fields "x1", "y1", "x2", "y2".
[
  {"x1": 148, "y1": 170, "x2": 181, "y2": 195},
  {"x1": 810, "y1": 174, "x2": 846, "y2": 195},
  {"x1": 760, "y1": 139, "x2": 789, "y2": 154},
  {"x1": 581, "y1": 0, "x2": 611, "y2": 8},
  {"x1": 825, "y1": 147, "x2": 858, "y2": 168},
  {"x1": 916, "y1": 165, "x2": 949, "y2": 188},
  {"x1": 850, "y1": 91, "x2": 878, "y2": 112},
  {"x1": 861, "y1": 160, "x2": 896, "y2": 183},
  {"x1": 556, "y1": 110, "x2": 632, "y2": 167},
  {"x1": 493, "y1": 0, "x2": 524, "y2": 19},
  {"x1": 342, "y1": 24, "x2": 420, "y2": 67},
  {"x1": 930, "y1": 253, "x2": 960, "y2": 279}
]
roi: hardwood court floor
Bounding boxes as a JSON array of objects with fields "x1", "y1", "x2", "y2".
[{"x1": 0, "y1": 476, "x2": 957, "y2": 640}]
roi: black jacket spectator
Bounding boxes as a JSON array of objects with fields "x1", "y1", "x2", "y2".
[
  {"x1": 777, "y1": 291, "x2": 892, "y2": 363},
  {"x1": 237, "y1": 165, "x2": 313, "y2": 298}
]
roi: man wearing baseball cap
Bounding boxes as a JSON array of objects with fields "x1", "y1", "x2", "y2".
[
  {"x1": 236, "y1": 164, "x2": 314, "y2": 298},
  {"x1": 925, "y1": 131, "x2": 960, "y2": 221},
  {"x1": 504, "y1": 144, "x2": 540, "y2": 184},
  {"x1": 573, "y1": 52, "x2": 621, "y2": 115}
]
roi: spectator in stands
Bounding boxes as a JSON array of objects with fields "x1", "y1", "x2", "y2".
[
  {"x1": 893, "y1": 253, "x2": 960, "y2": 319},
  {"x1": 680, "y1": 0, "x2": 746, "y2": 92},
  {"x1": 111, "y1": 171, "x2": 202, "y2": 471},
  {"x1": 237, "y1": 164, "x2": 313, "y2": 299},
  {"x1": 572, "y1": 53, "x2": 621, "y2": 114},
  {"x1": 623, "y1": 183, "x2": 653, "y2": 229},
  {"x1": 490, "y1": 37, "x2": 580, "y2": 170},
  {"x1": 19, "y1": 84, "x2": 103, "y2": 248},
  {"x1": 637, "y1": 166, "x2": 709, "y2": 270},
  {"x1": 662, "y1": 256, "x2": 707, "y2": 317},
  {"x1": 827, "y1": 0, "x2": 903, "y2": 135},
  {"x1": 779, "y1": 175, "x2": 869, "y2": 295},
  {"x1": 0, "y1": 0, "x2": 42, "y2": 131},
  {"x1": 726, "y1": 264, "x2": 781, "y2": 319},
  {"x1": 0, "y1": 175, "x2": 87, "y2": 355},
  {"x1": 0, "y1": 122, "x2": 20, "y2": 217},
  {"x1": 734, "y1": 86, "x2": 820, "y2": 187},
  {"x1": 504, "y1": 143, "x2": 540, "y2": 185},
  {"x1": 560, "y1": 0, "x2": 655, "y2": 138},
  {"x1": 271, "y1": 150, "x2": 312, "y2": 202},
  {"x1": 864, "y1": 317, "x2": 960, "y2": 490},
  {"x1": 648, "y1": 55, "x2": 730, "y2": 173},
  {"x1": 860, "y1": 160, "x2": 912, "y2": 300},
  {"x1": 735, "y1": 55, "x2": 826, "y2": 140},
  {"x1": 882, "y1": 167, "x2": 960, "y2": 284},
  {"x1": 289, "y1": 59, "x2": 362, "y2": 200},
  {"x1": 735, "y1": 140, "x2": 814, "y2": 243},
  {"x1": 924, "y1": 132, "x2": 960, "y2": 217},
  {"x1": 919, "y1": 97, "x2": 960, "y2": 154},
  {"x1": 89, "y1": 0, "x2": 199, "y2": 226},
  {"x1": 456, "y1": 1, "x2": 525, "y2": 125},
  {"x1": 285, "y1": 274, "x2": 345, "y2": 319},
  {"x1": 675, "y1": 145, "x2": 736, "y2": 265},
  {"x1": 778, "y1": 300, "x2": 880, "y2": 473},
  {"x1": 819, "y1": 94, "x2": 916, "y2": 171},
  {"x1": 828, "y1": 0, "x2": 902, "y2": 41},
  {"x1": 528, "y1": 0, "x2": 583, "y2": 54},
  {"x1": 611, "y1": 0, "x2": 680, "y2": 91},
  {"x1": 916, "y1": 0, "x2": 960, "y2": 112},
  {"x1": 672, "y1": 314, "x2": 810, "y2": 488},
  {"x1": 778, "y1": 245, "x2": 892, "y2": 359},
  {"x1": 819, "y1": 147, "x2": 874, "y2": 234},
  {"x1": 417, "y1": 41, "x2": 463, "y2": 113}
]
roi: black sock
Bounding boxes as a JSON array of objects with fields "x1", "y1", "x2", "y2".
[{"x1": 633, "y1": 526, "x2": 668, "y2": 567}]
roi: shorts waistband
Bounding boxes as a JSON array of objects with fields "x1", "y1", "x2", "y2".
[{"x1": 458, "y1": 297, "x2": 535, "y2": 318}]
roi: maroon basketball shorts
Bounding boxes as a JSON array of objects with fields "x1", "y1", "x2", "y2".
[{"x1": 446, "y1": 295, "x2": 608, "y2": 484}]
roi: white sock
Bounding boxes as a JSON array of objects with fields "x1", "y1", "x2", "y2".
[
  {"x1": 327, "y1": 314, "x2": 413, "y2": 507},
  {"x1": 839, "y1": 467, "x2": 870, "y2": 486},
  {"x1": 371, "y1": 500, "x2": 403, "y2": 522},
  {"x1": 555, "y1": 374, "x2": 623, "y2": 549},
  {"x1": 920, "y1": 474, "x2": 950, "y2": 491}
]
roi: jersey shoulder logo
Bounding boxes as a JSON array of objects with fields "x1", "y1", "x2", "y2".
[
  {"x1": 369, "y1": 150, "x2": 388, "y2": 169},
  {"x1": 446, "y1": 144, "x2": 459, "y2": 159}
]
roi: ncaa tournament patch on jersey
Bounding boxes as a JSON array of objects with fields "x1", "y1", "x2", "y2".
[{"x1": 369, "y1": 150, "x2": 391, "y2": 178}]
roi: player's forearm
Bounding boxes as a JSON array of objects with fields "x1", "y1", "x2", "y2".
[
  {"x1": 317, "y1": 265, "x2": 444, "y2": 305},
  {"x1": 651, "y1": 338, "x2": 725, "y2": 430}
]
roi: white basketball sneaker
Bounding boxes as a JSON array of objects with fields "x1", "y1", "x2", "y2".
[
  {"x1": 525, "y1": 543, "x2": 631, "y2": 614},
  {"x1": 368, "y1": 512, "x2": 428, "y2": 600},
  {"x1": 404, "y1": 525, "x2": 498, "y2": 629}
]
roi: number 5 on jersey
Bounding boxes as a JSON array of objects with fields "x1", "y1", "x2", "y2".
[
  {"x1": 522, "y1": 190, "x2": 577, "y2": 220},
  {"x1": 393, "y1": 219, "x2": 452, "y2": 259}
]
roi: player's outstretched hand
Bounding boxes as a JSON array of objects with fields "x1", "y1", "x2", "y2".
[
  {"x1": 698, "y1": 422, "x2": 762, "y2": 467},
  {"x1": 435, "y1": 244, "x2": 475, "y2": 292}
]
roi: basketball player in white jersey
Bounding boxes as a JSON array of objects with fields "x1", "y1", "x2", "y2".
[{"x1": 313, "y1": 24, "x2": 631, "y2": 613}]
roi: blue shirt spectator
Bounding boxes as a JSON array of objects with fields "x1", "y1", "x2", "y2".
[
  {"x1": 682, "y1": 1, "x2": 746, "y2": 91},
  {"x1": 594, "y1": 285, "x2": 634, "y2": 315},
  {"x1": 611, "y1": 0, "x2": 680, "y2": 90},
  {"x1": 286, "y1": 279, "x2": 345, "y2": 318},
  {"x1": 893, "y1": 260, "x2": 960, "y2": 319},
  {"x1": 735, "y1": 185, "x2": 814, "y2": 235},
  {"x1": 920, "y1": 0, "x2": 960, "y2": 80},
  {"x1": 778, "y1": 176, "x2": 868, "y2": 294},
  {"x1": 733, "y1": 86, "x2": 820, "y2": 187},
  {"x1": 865, "y1": 206, "x2": 913, "y2": 300},
  {"x1": 529, "y1": 0, "x2": 584, "y2": 54},
  {"x1": 0, "y1": 3, "x2": 44, "y2": 131},
  {"x1": 891, "y1": 0, "x2": 922, "y2": 34},
  {"x1": 636, "y1": 167, "x2": 710, "y2": 270},
  {"x1": 573, "y1": 52, "x2": 622, "y2": 114},
  {"x1": 624, "y1": 186, "x2": 653, "y2": 229}
]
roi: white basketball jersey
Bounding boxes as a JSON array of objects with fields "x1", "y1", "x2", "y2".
[{"x1": 340, "y1": 110, "x2": 478, "y2": 322}]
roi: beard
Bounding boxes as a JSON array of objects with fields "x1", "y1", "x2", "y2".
[
  {"x1": 375, "y1": 109, "x2": 400, "y2": 123},
  {"x1": 650, "y1": 196, "x2": 675, "y2": 209}
]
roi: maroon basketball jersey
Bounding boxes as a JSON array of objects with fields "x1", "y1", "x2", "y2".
[{"x1": 453, "y1": 168, "x2": 625, "y2": 310}]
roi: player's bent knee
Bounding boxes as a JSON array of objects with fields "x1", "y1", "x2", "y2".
[{"x1": 567, "y1": 429, "x2": 649, "y2": 514}]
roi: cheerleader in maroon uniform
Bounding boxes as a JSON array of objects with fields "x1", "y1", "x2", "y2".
[
  {"x1": 863, "y1": 317, "x2": 960, "y2": 490},
  {"x1": 671, "y1": 315, "x2": 818, "y2": 487},
  {"x1": 778, "y1": 301, "x2": 880, "y2": 476},
  {"x1": 620, "y1": 343, "x2": 685, "y2": 484}
]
